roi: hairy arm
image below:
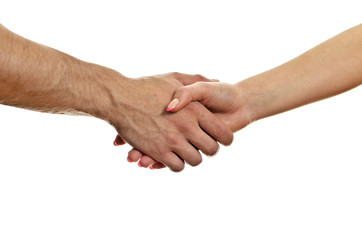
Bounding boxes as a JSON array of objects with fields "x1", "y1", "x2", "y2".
[{"x1": 0, "y1": 24, "x2": 124, "y2": 116}]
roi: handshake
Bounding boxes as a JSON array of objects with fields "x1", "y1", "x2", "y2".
[
  {"x1": 1, "y1": 24, "x2": 360, "y2": 171},
  {"x1": 107, "y1": 72, "x2": 250, "y2": 172}
]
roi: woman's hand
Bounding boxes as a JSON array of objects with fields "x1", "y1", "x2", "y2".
[{"x1": 165, "y1": 82, "x2": 253, "y2": 132}]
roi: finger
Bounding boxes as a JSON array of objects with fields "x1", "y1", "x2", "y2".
[
  {"x1": 114, "y1": 134, "x2": 126, "y2": 146},
  {"x1": 166, "y1": 82, "x2": 216, "y2": 112},
  {"x1": 210, "y1": 79, "x2": 220, "y2": 82},
  {"x1": 197, "y1": 103, "x2": 234, "y2": 146},
  {"x1": 150, "y1": 162, "x2": 166, "y2": 170},
  {"x1": 172, "y1": 141, "x2": 203, "y2": 167},
  {"x1": 170, "y1": 72, "x2": 216, "y2": 85},
  {"x1": 187, "y1": 129, "x2": 220, "y2": 156},
  {"x1": 127, "y1": 148, "x2": 144, "y2": 162},
  {"x1": 159, "y1": 152, "x2": 185, "y2": 172},
  {"x1": 139, "y1": 155, "x2": 158, "y2": 168}
]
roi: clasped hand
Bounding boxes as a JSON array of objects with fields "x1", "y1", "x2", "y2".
[{"x1": 108, "y1": 72, "x2": 235, "y2": 172}]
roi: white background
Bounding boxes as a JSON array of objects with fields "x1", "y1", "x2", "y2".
[{"x1": 0, "y1": 1, "x2": 361, "y2": 239}]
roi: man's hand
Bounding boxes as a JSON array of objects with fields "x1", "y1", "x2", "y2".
[
  {"x1": 118, "y1": 82, "x2": 253, "y2": 169},
  {"x1": 104, "y1": 73, "x2": 233, "y2": 172}
]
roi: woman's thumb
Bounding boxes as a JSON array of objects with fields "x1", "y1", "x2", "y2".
[{"x1": 166, "y1": 82, "x2": 212, "y2": 112}]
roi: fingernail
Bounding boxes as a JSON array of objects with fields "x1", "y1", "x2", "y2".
[
  {"x1": 127, "y1": 157, "x2": 132, "y2": 163},
  {"x1": 113, "y1": 140, "x2": 119, "y2": 146},
  {"x1": 138, "y1": 161, "x2": 143, "y2": 167},
  {"x1": 149, "y1": 166, "x2": 154, "y2": 170},
  {"x1": 166, "y1": 98, "x2": 179, "y2": 111}
]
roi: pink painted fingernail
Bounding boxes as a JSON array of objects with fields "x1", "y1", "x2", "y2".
[
  {"x1": 138, "y1": 161, "x2": 143, "y2": 167},
  {"x1": 127, "y1": 157, "x2": 132, "y2": 163},
  {"x1": 149, "y1": 166, "x2": 154, "y2": 170},
  {"x1": 113, "y1": 140, "x2": 119, "y2": 146},
  {"x1": 166, "y1": 98, "x2": 179, "y2": 111}
]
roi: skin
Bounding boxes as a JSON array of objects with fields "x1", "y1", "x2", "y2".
[
  {"x1": 0, "y1": 24, "x2": 234, "y2": 172},
  {"x1": 123, "y1": 24, "x2": 362, "y2": 169}
]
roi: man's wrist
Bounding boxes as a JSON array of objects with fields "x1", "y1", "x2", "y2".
[{"x1": 61, "y1": 56, "x2": 130, "y2": 121}]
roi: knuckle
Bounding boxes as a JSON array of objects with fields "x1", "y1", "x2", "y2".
[
  {"x1": 170, "y1": 72, "x2": 181, "y2": 78},
  {"x1": 176, "y1": 121, "x2": 193, "y2": 134},
  {"x1": 184, "y1": 102, "x2": 199, "y2": 115},
  {"x1": 163, "y1": 131, "x2": 179, "y2": 147},
  {"x1": 213, "y1": 122, "x2": 227, "y2": 139},
  {"x1": 176, "y1": 87, "x2": 191, "y2": 102},
  {"x1": 151, "y1": 143, "x2": 167, "y2": 156}
]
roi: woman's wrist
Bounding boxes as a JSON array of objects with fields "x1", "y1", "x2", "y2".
[
  {"x1": 235, "y1": 66, "x2": 295, "y2": 123},
  {"x1": 234, "y1": 76, "x2": 270, "y2": 124}
]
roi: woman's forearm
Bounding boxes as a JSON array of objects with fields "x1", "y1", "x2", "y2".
[
  {"x1": 239, "y1": 24, "x2": 362, "y2": 122},
  {"x1": 127, "y1": 24, "x2": 362, "y2": 169}
]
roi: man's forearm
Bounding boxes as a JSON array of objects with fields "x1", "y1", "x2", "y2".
[
  {"x1": 238, "y1": 24, "x2": 362, "y2": 122},
  {"x1": 0, "y1": 24, "x2": 233, "y2": 171},
  {"x1": 0, "y1": 24, "x2": 124, "y2": 119}
]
